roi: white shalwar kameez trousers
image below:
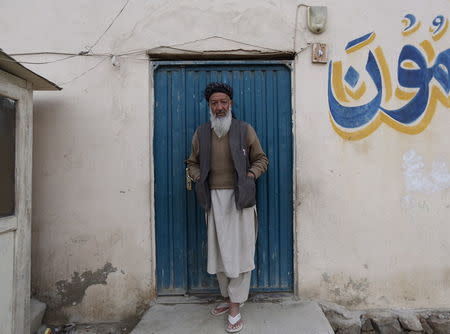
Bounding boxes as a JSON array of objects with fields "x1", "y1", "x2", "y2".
[{"x1": 207, "y1": 189, "x2": 257, "y2": 303}]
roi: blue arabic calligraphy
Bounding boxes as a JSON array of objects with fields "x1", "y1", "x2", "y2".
[
  {"x1": 328, "y1": 14, "x2": 449, "y2": 139},
  {"x1": 381, "y1": 46, "x2": 449, "y2": 124}
]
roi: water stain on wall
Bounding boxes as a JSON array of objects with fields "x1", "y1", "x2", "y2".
[
  {"x1": 54, "y1": 262, "x2": 117, "y2": 308},
  {"x1": 321, "y1": 272, "x2": 370, "y2": 307}
]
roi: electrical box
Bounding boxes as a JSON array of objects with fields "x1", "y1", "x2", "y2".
[{"x1": 312, "y1": 43, "x2": 328, "y2": 63}]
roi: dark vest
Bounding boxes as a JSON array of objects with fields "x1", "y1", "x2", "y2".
[{"x1": 195, "y1": 118, "x2": 256, "y2": 210}]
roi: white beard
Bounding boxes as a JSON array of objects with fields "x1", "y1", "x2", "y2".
[{"x1": 210, "y1": 107, "x2": 232, "y2": 138}]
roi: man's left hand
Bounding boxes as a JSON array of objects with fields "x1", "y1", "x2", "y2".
[{"x1": 247, "y1": 172, "x2": 255, "y2": 178}]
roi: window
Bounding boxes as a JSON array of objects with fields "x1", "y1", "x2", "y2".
[{"x1": 0, "y1": 96, "x2": 16, "y2": 217}]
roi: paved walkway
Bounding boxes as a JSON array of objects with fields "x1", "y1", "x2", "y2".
[{"x1": 130, "y1": 295, "x2": 334, "y2": 334}]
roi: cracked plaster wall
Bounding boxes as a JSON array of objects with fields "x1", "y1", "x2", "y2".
[{"x1": 0, "y1": 0, "x2": 449, "y2": 323}]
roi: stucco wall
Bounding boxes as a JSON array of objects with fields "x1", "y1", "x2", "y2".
[
  {"x1": 295, "y1": 0, "x2": 450, "y2": 309},
  {"x1": 0, "y1": 0, "x2": 448, "y2": 323}
]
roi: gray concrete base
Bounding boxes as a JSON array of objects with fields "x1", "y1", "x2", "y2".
[
  {"x1": 31, "y1": 298, "x2": 46, "y2": 334},
  {"x1": 131, "y1": 298, "x2": 334, "y2": 334}
]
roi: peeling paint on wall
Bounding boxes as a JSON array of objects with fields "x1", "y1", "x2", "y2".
[
  {"x1": 54, "y1": 263, "x2": 117, "y2": 308},
  {"x1": 321, "y1": 272, "x2": 370, "y2": 307},
  {"x1": 403, "y1": 150, "x2": 450, "y2": 193}
]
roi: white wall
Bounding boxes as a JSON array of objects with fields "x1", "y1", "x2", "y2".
[
  {"x1": 294, "y1": 0, "x2": 450, "y2": 309},
  {"x1": 0, "y1": 0, "x2": 448, "y2": 322}
]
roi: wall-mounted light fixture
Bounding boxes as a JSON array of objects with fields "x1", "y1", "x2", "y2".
[{"x1": 307, "y1": 6, "x2": 327, "y2": 34}]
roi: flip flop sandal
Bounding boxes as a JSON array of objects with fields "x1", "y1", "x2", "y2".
[
  {"x1": 210, "y1": 302, "x2": 230, "y2": 316},
  {"x1": 226, "y1": 313, "x2": 243, "y2": 333},
  {"x1": 211, "y1": 302, "x2": 245, "y2": 316}
]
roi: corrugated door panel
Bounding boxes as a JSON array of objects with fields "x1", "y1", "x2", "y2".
[
  {"x1": 277, "y1": 69, "x2": 294, "y2": 288},
  {"x1": 154, "y1": 62, "x2": 293, "y2": 295},
  {"x1": 155, "y1": 69, "x2": 188, "y2": 293}
]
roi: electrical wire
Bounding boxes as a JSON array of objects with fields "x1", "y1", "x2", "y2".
[
  {"x1": 0, "y1": 54, "x2": 79, "y2": 65},
  {"x1": 85, "y1": 0, "x2": 131, "y2": 53},
  {"x1": 0, "y1": 2, "x2": 320, "y2": 88},
  {"x1": 10, "y1": 52, "x2": 80, "y2": 56},
  {"x1": 3, "y1": 2, "x2": 315, "y2": 82},
  {"x1": 294, "y1": 4, "x2": 310, "y2": 53},
  {"x1": 115, "y1": 49, "x2": 148, "y2": 56},
  {"x1": 169, "y1": 35, "x2": 283, "y2": 53},
  {"x1": 6, "y1": 0, "x2": 131, "y2": 61},
  {"x1": 58, "y1": 56, "x2": 109, "y2": 86}
]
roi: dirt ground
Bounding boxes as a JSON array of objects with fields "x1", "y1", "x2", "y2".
[{"x1": 38, "y1": 321, "x2": 138, "y2": 334}]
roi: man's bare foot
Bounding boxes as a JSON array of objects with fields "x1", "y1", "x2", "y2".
[
  {"x1": 226, "y1": 312, "x2": 243, "y2": 333},
  {"x1": 210, "y1": 298, "x2": 230, "y2": 316},
  {"x1": 228, "y1": 302, "x2": 240, "y2": 317}
]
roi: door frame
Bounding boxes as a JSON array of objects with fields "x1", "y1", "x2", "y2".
[
  {"x1": 0, "y1": 69, "x2": 33, "y2": 334},
  {"x1": 148, "y1": 58, "x2": 299, "y2": 297}
]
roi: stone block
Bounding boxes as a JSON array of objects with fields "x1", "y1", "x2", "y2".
[
  {"x1": 320, "y1": 301, "x2": 362, "y2": 331},
  {"x1": 336, "y1": 324, "x2": 361, "y2": 334},
  {"x1": 398, "y1": 312, "x2": 423, "y2": 332},
  {"x1": 427, "y1": 313, "x2": 450, "y2": 334},
  {"x1": 419, "y1": 316, "x2": 434, "y2": 334},
  {"x1": 370, "y1": 316, "x2": 402, "y2": 334},
  {"x1": 361, "y1": 316, "x2": 374, "y2": 332}
]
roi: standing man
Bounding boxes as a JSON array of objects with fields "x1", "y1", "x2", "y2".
[{"x1": 187, "y1": 82, "x2": 268, "y2": 333}]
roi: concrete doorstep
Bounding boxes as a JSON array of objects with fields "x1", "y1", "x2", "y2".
[
  {"x1": 130, "y1": 297, "x2": 334, "y2": 334},
  {"x1": 31, "y1": 298, "x2": 47, "y2": 334}
]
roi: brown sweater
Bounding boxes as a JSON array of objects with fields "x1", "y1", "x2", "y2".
[{"x1": 187, "y1": 124, "x2": 268, "y2": 189}]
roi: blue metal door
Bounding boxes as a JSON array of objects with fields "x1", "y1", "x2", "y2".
[{"x1": 154, "y1": 61, "x2": 293, "y2": 294}]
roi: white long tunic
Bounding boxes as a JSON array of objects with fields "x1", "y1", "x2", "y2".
[{"x1": 207, "y1": 189, "x2": 257, "y2": 278}]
